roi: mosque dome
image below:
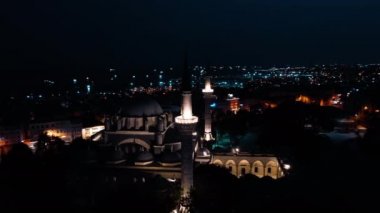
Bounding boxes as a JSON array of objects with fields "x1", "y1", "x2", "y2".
[
  {"x1": 135, "y1": 151, "x2": 154, "y2": 164},
  {"x1": 195, "y1": 147, "x2": 212, "y2": 163},
  {"x1": 159, "y1": 151, "x2": 181, "y2": 165},
  {"x1": 122, "y1": 96, "x2": 163, "y2": 117}
]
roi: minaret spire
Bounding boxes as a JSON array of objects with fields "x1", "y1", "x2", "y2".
[
  {"x1": 202, "y1": 76, "x2": 215, "y2": 141},
  {"x1": 181, "y1": 50, "x2": 192, "y2": 92},
  {"x1": 177, "y1": 50, "x2": 196, "y2": 122},
  {"x1": 175, "y1": 50, "x2": 198, "y2": 212}
]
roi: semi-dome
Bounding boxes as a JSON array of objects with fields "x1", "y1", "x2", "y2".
[
  {"x1": 135, "y1": 151, "x2": 154, "y2": 164},
  {"x1": 122, "y1": 96, "x2": 163, "y2": 117}
]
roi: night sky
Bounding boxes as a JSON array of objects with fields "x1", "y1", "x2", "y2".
[{"x1": 1, "y1": 0, "x2": 380, "y2": 79}]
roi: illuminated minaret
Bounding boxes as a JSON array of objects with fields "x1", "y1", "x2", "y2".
[
  {"x1": 175, "y1": 55, "x2": 198, "y2": 206},
  {"x1": 202, "y1": 76, "x2": 215, "y2": 141}
]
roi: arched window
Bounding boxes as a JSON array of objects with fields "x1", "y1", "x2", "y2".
[
  {"x1": 225, "y1": 160, "x2": 237, "y2": 176},
  {"x1": 213, "y1": 159, "x2": 223, "y2": 167},
  {"x1": 265, "y1": 161, "x2": 278, "y2": 179},
  {"x1": 238, "y1": 160, "x2": 250, "y2": 177},
  {"x1": 252, "y1": 161, "x2": 264, "y2": 178}
]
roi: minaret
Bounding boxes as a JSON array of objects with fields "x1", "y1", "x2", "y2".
[
  {"x1": 175, "y1": 55, "x2": 198, "y2": 206},
  {"x1": 202, "y1": 76, "x2": 215, "y2": 141}
]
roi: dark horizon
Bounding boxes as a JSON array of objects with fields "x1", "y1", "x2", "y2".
[{"x1": 1, "y1": 0, "x2": 380, "y2": 77}]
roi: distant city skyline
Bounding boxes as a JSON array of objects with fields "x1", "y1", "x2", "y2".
[{"x1": 1, "y1": 63, "x2": 379, "y2": 99}]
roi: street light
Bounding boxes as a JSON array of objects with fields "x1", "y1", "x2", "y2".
[
  {"x1": 284, "y1": 164, "x2": 291, "y2": 170},
  {"x1": 232, "y1": 147, "x2": 240, "y2": 155}
]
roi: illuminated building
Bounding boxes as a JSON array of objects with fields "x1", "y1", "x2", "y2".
[
  {"x1": 327, "y1": 94, "x2": 343, "y2": 108},
  {"x1": 320, "y1": 99, "x2": 325, "y2": 106},
  {"x1": 226, "y1": 94, "x2": 240, "y2": 114},
  {"x1": 104, "y1": 96, "x2": 177, "y2": 160},
  {"x1": 296, "y1": 95, "x2": 311, "y2": 104},
  {"x1": 202, "y1": 76, "x2": 215, "y2": 141},
  {"x1": 211, "y1": 134, "x2": 285, "y2": 179},
  {"x1": 92, "y1": 60, "x2": 288, "y2": 212},
  {"x1": 298, "y1": 94, "x2": 343, "y2": 108},
  {"x1": 211, "y1": 153, "x2": 285, "y2": 179},
  {"x1": 100, "y1": 56, "x2": 202, "y2": 212},
  {"x1": 82, "y1": 125, "x2": 105, "y2": 140},
  {"x1": 28, "y1": 120, "x2": 82, "y2": 143}
]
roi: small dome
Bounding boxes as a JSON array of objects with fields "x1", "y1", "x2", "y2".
[
  {"x1": 106, "y1": 149, "x2": 125, "y2": 164},
  {"x1": 122, "y1": 96, "x2": 163, "y2": 117},
  {"x1": 135, "y1": 151, "x2": 154, "y2": 163},
  {"x1": 196, "y1": 147, "x2": 211, "y2": 157},
  {"x1": 160, "y1": 151, "x2": 181, "y2": 164},
  {"x1": 195, "y1": 147, "x2": 211, "y2": 163}
]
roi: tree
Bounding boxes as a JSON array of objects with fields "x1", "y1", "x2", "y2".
[{"x1": 193, "y1": 164, "x2": 237, "y2": 212}]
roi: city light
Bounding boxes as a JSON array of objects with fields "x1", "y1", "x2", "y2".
[{"x1": 86, "y1": 85, "x2": 91, "y2": 94}]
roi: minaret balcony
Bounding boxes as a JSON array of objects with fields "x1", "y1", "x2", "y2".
[{"x1": 175, "y1": 116, "x2": 198, "y2": 124}]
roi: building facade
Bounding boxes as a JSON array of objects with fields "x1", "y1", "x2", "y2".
[
  {"x1": 211, "y1": 153, "x2": 284, "y2": 179},
  {"x1": 28, "y1": 120, "x2": 82, "y2": 143}
]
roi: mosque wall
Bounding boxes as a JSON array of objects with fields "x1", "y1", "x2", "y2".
[{"x1": 212, "y1": 154, "x2": 284, "y2": 179}]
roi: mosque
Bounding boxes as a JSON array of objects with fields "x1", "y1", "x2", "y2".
[{"x1": 99, "y1": 60, "x2": 285, "y2": 209}]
